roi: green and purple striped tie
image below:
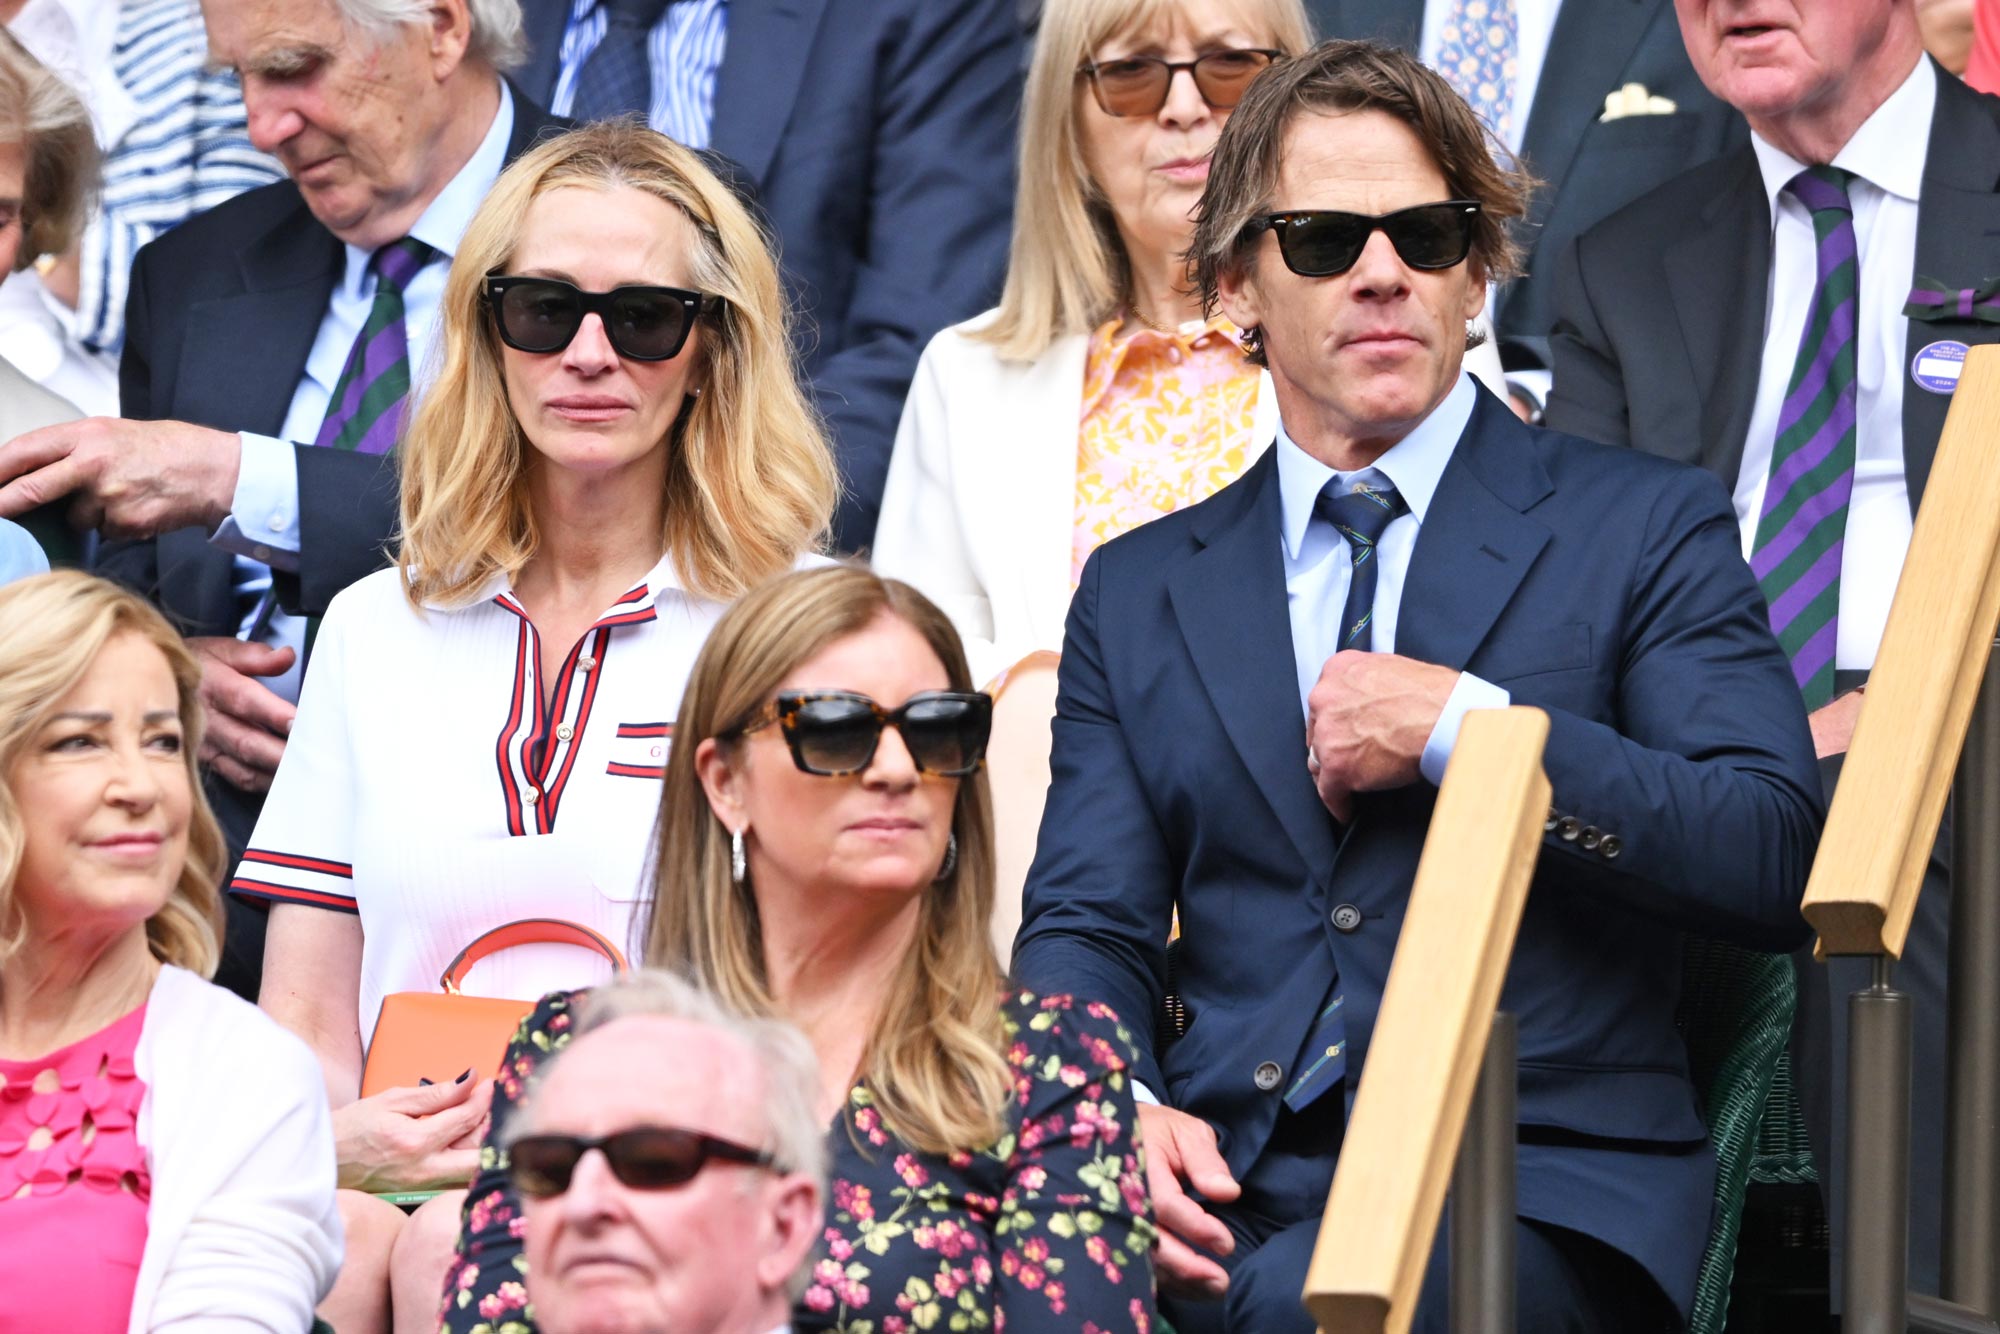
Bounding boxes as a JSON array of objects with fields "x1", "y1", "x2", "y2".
[
  {"x1": 313, "y1": 237, "x2": 437, "y2": 455},
  {"x1": 1751, "y1": 165, "x2": 1858, "y2": 712}
]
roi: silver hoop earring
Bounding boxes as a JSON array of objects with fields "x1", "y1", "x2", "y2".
[
  {"x1": 730, "y1": 827, "x2": 747, "y2": 884},
  {"x1": 935, "y1": 832, "x2": 957, "y2": 883}
]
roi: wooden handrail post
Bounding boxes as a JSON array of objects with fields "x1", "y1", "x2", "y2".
[
  {"x1": 1946, "y1": 637, "x2": 2000, "y2": 1318},
  {"x1": 1450, "y1": 1014, "x2": 1517, "y2": 1334},
  {"x1": 1302, "y1": 706, "x2": 1551, "y2": 1334}
]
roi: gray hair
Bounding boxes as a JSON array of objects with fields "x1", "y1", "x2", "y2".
[
  {"x1": 508, "y1": 969, "x2": 829, "y2": 1295},
  {"x1": 332, "y1": 0, "x2": 526, "y2": 72}
]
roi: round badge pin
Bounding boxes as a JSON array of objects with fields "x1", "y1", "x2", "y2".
[{"x1": 1912, "y1": 339, "x2": 1969, "y2": 395}]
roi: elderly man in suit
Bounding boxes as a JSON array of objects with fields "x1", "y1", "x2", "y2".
[
  {"x1": 1547, "y1": 0, "x2": 1999, "y2": 1303},
  {"x1": 513, "y1": 0, "x2": 1020, "y2": 550},
  {"x1": 0, "y1": 0, "x2": 565, "y2": 995},
  {"x1": 1012, "y1": 37, "x2": 1823, "y2": 1334},
  {"x1": 1307, "y1": 0, "x2": 1745, "y2": 415}
]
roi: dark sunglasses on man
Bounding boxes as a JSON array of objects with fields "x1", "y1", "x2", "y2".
[
  {"x1": 729, "y1": 689, "x2": 993, "y2": 778},
  {"x1": 1076, "y1": 48, "x2": 1282, "y2": 118},
  {"x1": 1246, "y1": 200, "x2": 1482, "y2": 278},
  {"x1": 484, "y1": 274, "x2": 719, "y2": 361},
  {"x1": 508, "y1": 1126, "x2": 776, "y2": 1199}
]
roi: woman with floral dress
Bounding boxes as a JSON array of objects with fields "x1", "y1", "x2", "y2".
[{"x1": 439, "y1": 566, "x2": 1156, "y2": 1334}]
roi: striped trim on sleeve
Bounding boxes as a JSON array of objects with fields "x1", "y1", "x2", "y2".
[{"x1": 229, "y1": 848, "x2": 358, "y2": 912}]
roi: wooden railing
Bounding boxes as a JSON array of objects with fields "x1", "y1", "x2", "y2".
[{"x1": 1302, "y1": 706, "x2": 1551, "y2": 1334}]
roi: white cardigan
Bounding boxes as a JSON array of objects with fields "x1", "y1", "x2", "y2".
[
  {"x1": 871, "y1": 310, "x2": 1507, "y2": 687},
  {"x1": 130, "y1": 965, "x2": 343, "y2": 1332}
]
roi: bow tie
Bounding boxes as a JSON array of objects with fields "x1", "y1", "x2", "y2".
[{"x1": 1903, "y1": 275, "x2": 2000, "y2": 324}]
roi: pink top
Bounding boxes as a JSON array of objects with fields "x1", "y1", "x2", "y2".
[{"x1": 0, "y1": 1001, "x2": 151, "y2": 1334}]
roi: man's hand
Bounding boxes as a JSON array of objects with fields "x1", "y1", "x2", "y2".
[
  {"x1": 333, "y1": 1075, "x2": 496, "y2": 1193},
  {"x1": 1307, "y1": 650, "x2": 1459, "y2": 821},
  {"x1": 191, "y1": 637, "x2": 297, "y2": 792},
  {"x1": 0, "y1": 417, "x2": 241, "y2": 539},
  {"x1": 1138, "y1": 1103, "x2": 1241, "y2": 1299},
  {"x1": 1809, "y1": 687, "x2": 1866, "y2": 760}
]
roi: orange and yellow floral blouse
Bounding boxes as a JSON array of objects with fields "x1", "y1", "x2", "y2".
[{"x1": 1071, "y1": 312, "x2": 1264, "y2": 585}]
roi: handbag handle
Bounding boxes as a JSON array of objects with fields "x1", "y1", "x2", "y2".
[{"x1": 439, "y1": 919, "x2": 629, "y2": 994}]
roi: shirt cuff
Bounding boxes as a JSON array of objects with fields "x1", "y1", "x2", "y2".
[
  {"x1": 1419, "y1": 672, "x2": 1512, "y2": 786},
  {"x1": 1132, "y1": 1080, "x2": 1160, "y2": 1106},
  {"x1": 210, "y1": 433, "x2": 301, "y2": 571}
]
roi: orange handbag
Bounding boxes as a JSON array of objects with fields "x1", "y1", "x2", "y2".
[{"x1": 359, "y1": 918, "x2": 628, "y2": 1097}]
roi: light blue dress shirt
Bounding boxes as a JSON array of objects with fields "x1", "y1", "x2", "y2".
[
  {"x1": 0, "y1": 519, "x2": 49, "y2": 586},
  {"x1": 1274, "y1": 373, "x2": 1511, "y2": 785},
  {"x1": 550, "y1": 0, "x2": 728, "y2": 148},
  {"x1": 210, "y1": 88, "x2": 517, "y2": 703}
]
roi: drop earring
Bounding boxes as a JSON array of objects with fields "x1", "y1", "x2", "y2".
[
  {"x1": 730, "y1": 827, "x2": 747, "y2": 884},
  {"x1": 935, "y1": 832, "x2": 958, "y2": 882}
]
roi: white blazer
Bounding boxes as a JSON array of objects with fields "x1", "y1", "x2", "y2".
[
  {"x1": 130, "y1": 965, "x2": 343, "y2": 1332},
  {"x1": 871, "y1": 310, "x2": 1507, "y2": 687}
]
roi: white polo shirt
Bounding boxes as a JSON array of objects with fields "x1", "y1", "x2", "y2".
[{"x1": 231, "y1": 552, "x2": 772, "y2": 1045}]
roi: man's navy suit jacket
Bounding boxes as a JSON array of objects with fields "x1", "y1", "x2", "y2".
[
  {"x1": 515, "y1": 0, "x2": 1021, "y2": 550},
  {"x1": 1013, "y1": 387, "x2": 1824, "y2": 1314}
]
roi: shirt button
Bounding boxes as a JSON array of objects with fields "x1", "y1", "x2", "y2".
[
  {"x1": 556, "y1": 724, "x2": 574, "y2": 742},
  {"x1": 1556, "y1": 816, "x2": 1581, "y2": 841},
  {"x1": 1253, "y1": 1061, "x2": 1283, "y2": 1092},
  {"x1": 523, "y1": 787, "x2": 539, "y2": 804},
  {"x1": 579, "y1": 655, "x2": 598, "y2": 671},
  {"x1": 1331, "y1": 904, "x2": 1362, "y2": 933},
  {"x1": 1579, "y1": 826, "x2": 1603, "y2": 850},
  {"x1": 1600, "y1": 834, "x2": 1622, "y2": 860}
]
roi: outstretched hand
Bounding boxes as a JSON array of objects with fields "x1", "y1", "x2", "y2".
[{"x1": 1139, "y1": 1102, "x2": 1241, "y2": 1299}]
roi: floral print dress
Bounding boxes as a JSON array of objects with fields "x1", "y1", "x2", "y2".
[{"x1": 440, "y1": 987, "x2": 1157, "y2": 1334}]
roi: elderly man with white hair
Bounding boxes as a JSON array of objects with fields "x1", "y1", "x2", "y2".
[{"x1": 504, "y1": 970, "x2": 826, "y2": 1334}]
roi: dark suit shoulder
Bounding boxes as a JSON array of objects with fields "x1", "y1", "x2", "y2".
[
  {"x1": 1529, "y1": 418, "x2": 1737, "y2": 526},
  {"x1": 138, "y1": 177, "x2": 316, "y2": 268},
  {"x1": 1572, "y1": 146, "x2": 1759, "y2": 266}
]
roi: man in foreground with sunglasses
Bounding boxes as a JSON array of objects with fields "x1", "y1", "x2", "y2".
[
  {"x1": 1014, "y1": 38, "x2": 1824, "y2": 1334},
  {"x1": 508, "y1": 970, "x2": 826, "y2": 1334}
]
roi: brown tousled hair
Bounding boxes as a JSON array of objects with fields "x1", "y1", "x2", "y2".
[
  {"x1": 644, "y1": 566, "x2": 1009, "y2": 1155},
  {"x1": 1189, "y1": 38, "x2": 1535, "y2": 363}
]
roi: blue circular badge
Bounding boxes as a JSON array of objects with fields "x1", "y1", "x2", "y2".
[{"x1": 1912, "y1": 339, "x2": 1970, "y2": 395}]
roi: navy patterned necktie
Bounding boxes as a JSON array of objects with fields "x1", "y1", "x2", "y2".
[
  {"x1": 1286, "y1": 478, "x2": 1409, "y2": 1112},
  {"x1": 569, "y1": 0, "x2": 675, "y2": 122}
]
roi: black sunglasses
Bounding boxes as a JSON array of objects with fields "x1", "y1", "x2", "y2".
[
  {"x1": 1076, "y1": 48, "x2": 1282, "y2": 117},
  {"x1": 1245, "y1": 201, "x2": 1482, "y2": 277},
  {"x1": 484, "y1": 275, "x2": 718, "y2": 362},
  {"x1": 509, "y1": 1127, "x2": 775, "y2": 1199},
  {"x1": 732, "y1": 690, "x2": 993, "y2": 778}
]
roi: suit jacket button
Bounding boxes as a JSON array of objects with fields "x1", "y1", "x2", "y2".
[
  {"x1": 1545, "y1": 806, "x2": 1560, "y2": 833},
  {"x1": 1253, "y1": 1061, "x2": 1283, "y2": 1091},
  {"x1": 1600, "y1": 834, "x2": 1622, "y2": 860},
  {"x1": 1331, "y1": 904, "x2": 1362, "y2": 933},
  {"x1": 1556, "y1": 816, "x2": 1581, "y2": 841},
  {"x1": 1579, "y1": 826, "x2": 1602, "y2": 850}
]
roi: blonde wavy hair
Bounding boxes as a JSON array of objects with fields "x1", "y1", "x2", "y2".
[
  {"x1": 646, "y1": 566, "x2": 1009, "y2": 1156},
  {"x1": 399, "y1": 122, "x2": 836, "y2": 607},
  {"x1": 0, "y1": 572, "x2": 225, "y2": 975},
  {"x1": 0, "y1": 29, "x2": 98, "y2": 271},
  {"x1": 979, "y1": 0, "x2": 1312, "y2": 361}
]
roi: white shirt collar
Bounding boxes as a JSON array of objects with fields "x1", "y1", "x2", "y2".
[
  {"x1": 1276, "y1": 373, "x2": 1477, "y2": 561},
  {"x1": 338, "y1": 81, "x2": 516, "y2": 292},
  {"x1": 1751, "y1": 56, "x2": 1934, "y2": 216},
  {"x1": 422, "y1": 548, "x2": 685, "y2": 614}
]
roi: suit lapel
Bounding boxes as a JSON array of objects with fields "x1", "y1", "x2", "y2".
[
  {"x1": 1664, "y1": 149, "x2": 1770, "y2": 483},
  {"x1": 710, "y1": 0, "x2": 829, "y2": 187},
  {"x1": 1168, "y1": 454, "x2": 1342, "y2": 884},
  {"x1": 1903, "y1": 64, "x2": 2000, "y2": 513},
  {"x1": 1396, "y1": 393, "x2": 1554, "y2": 671},
  {"x1": 176, "y1": 195, "x2": 340, "y2": 437},
  {"x1": 1518, "y1": 0, "x2": 1655, "y2": 220}
]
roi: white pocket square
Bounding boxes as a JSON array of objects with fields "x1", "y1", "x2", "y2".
[{"x1": 1600, "y1": 82, "x2": 1678, "y2": 121}]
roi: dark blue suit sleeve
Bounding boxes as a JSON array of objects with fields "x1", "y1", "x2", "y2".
[
  {"x1": 1536, "y1": 466, "x2": 1823, "y2": 951},
  {"x1": 1012, "y1": 550, "x2": 1176, "y2": 1094},
  {"x1": 821, "y1": 0, "x2": 1019, "y2": 552}
]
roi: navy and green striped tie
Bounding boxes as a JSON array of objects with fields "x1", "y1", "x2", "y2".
[
  {"x1": 1751, "y1": 166, "x2": 1859, "y2": 712},
  {"x1": 313, "y1": 237, "x2": 437, "y2": 455}
]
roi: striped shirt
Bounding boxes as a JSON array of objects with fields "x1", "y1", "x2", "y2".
[
  {"x1": 549, "y1": 0, "x2": 728, "y2": 147},
  {"x1": 76, "y1": 0, "x2": 282, "y2": 352}
]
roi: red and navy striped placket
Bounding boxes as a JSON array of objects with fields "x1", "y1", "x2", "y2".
[{"x1": 492, "y1": 583, "x2": 660, "y2": 836}]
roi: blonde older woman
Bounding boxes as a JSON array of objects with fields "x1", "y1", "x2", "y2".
[
  {"x1": 0, "y1": 571, "x2": 340, "y2": 1332},
  {"x1": 440, "y1": 567, "x2": 1154, "y2": 1333},
  {"x1": 240, "y1": 122, "x2": 836, "y2": 1333},
  {"x1": 873, "y1": 0, "x2": 1506, "y2": 685}
]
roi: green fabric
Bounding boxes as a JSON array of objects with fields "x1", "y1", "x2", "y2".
[{"x1": 1677, "y1": 938, "x2": 1800, "y2": 1334}]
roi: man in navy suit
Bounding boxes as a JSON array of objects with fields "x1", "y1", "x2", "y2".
[
  {"x1": 513, "y1": 0, "x2": 1021, "y2": 550},
  {"x1": 1012, "y1": 39, "x2": 1823, "y2": 1334}
]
